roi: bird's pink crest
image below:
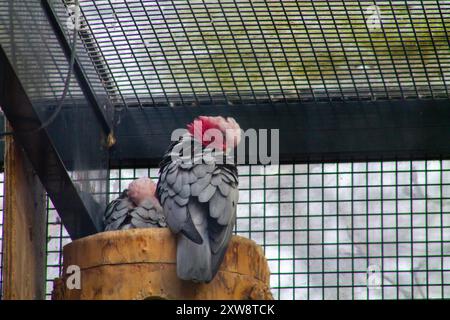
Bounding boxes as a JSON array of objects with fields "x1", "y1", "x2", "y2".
[
  {"x1": 186, "y1": 116, "x2": 241, "y2": 151},
  {"x1": 127, "y1": 177, "x2": 157, "y2": 206}
]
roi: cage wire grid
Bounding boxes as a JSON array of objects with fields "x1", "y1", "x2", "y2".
[
  {"x1": 75, "y1": 0, "x2": 450, "y2": 106},
  {"x1": 18, "y1": 161, "x2": 445, "y2": 299}
]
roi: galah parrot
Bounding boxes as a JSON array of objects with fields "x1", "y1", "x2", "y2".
[
  {"x1": 104, "y1": 177, "x2": 167, "y2": 231},
  {"x1": 157, "y1": 116, "x2": 241, "y2": 282}
]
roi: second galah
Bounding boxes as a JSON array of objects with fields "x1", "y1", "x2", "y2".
[
  {"x1": 104, "y1": 177, "x2": 167, "y2": 231},
  {"x1": 157, "y1": 115, "x2": 241, "y2": 282}
]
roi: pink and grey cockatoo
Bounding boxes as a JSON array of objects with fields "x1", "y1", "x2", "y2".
[
  {"x1": 157, "y1": 116, "x2": 241, "y2": 282},
  {"x1": 104, "y1": 177, "x2": 167, "y2": 230}
]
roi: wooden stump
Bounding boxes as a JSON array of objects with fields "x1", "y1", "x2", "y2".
[{"x1": 52, "y1": 228, "x2": 273, "y2": 300}]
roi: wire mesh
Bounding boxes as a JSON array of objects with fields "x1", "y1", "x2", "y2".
[
  {"x1": 29, "y1": 161, "x2": 450, "y2": 300},
  {"x1": 0, "y1": 0, "x2": 112, "y2": 106},
  {"x1": 45, "y1": 199, "x2": 71, "y2": 299},
  {"x1": 0, "y1": 161, "x2": 448, "y2": 299},
  {"x1": 76, "y1": 0, "x2": 450, "y2": 107},
  {"x1": 230, "y1": 162, "x2": 450, "y2": 299}
]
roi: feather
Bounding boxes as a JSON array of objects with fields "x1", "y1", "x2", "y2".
[
  {"x1": 192, "y1": 164, "x2": 207, "y2": 178},
  {"x1": 164, "y1": 200, "x2": 186, "y2": 233},
  {"x1": 178, "y1": 184, "x2": 190, "y2": 198},
  {"x1": 198, "y1": 184, "x2": 217, "y2": 203},
  {"x1": 209, "y1": 191, "x2": 227, "y2": 219},
  {"x1": 115, "y1": 199, "x2": 130, "y2": 211},
  {"x1": 166, "y1": 168, "x2": 178, "y2": 185},
  {"x1": 168, "y1": 188, "x2": 176, "y2": 197},
  {"x1": 188, "y1": 170, "x2": 197, "y2": 183},
  {"x1": 174, "y1": 193, "x2": 189, "y2": 206},
  {"x1": 160, "y1": 190, "x2": 169, "y2": 205},
  {"x1": 211, "y1": 174, "x2": 222, "y2": 186},
  {"x1": 218, "y1": 181, "x2": 231, "y2": 196},
  {"x1": 172, "y1": 172, "x2": 183, "y2": 194},
  {"x1": 218, "y1": 188, "x2": 238, "y2": 226},
  {"x1": 190, "y1": 173, "x2": 211, "y2": 196}
]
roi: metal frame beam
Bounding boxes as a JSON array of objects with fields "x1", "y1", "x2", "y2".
[
  {"x1": 1, "y1": 98, "x2": 449, "y2": 169},
  {"x1": 111, "y1": 99, "x2": 450, "y2": 167},
  {"x1": 0, "y1": 46, "x2": 99, "y2": 239}
]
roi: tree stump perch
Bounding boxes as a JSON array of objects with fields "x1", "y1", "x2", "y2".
[{"x1": 52, "y1": 228, "x2": 273, "y2": 300}]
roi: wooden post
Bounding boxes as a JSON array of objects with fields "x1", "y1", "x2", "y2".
[
  {"x1": 52, "y1": 229, "x2": 273, "y2": 300},
  {"x1": 2, "y1": 123, "x2": 47, "y2": 299}
]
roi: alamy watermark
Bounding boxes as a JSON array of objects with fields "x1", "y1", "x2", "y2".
[
  {"x1": 65, "y1": 264, "x2": 81, "y2": 290},
  {"x1": 170, "y1": 127, "x2": 280, "y2": 165}
]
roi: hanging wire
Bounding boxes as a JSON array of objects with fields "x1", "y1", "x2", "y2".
[{"x1": 0, "y1": 0, "x2": 79, "y2": 138}]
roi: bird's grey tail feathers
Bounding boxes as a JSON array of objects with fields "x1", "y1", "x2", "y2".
[
  {"x1": 176, "y1": 232, "x2": 213, "y2": 282},
  {"x1": 176, "y1": 199, "x2": 213, "y2": 282},
  {"x1": 180, "y1": 210, "x2": 204, "y2": 245},
  {"x1": 209, "y1": 221, "x2": 234, "y2": 280},
  {"x1": 176, "y1": 221, "x2": 233, "y2": 283}
]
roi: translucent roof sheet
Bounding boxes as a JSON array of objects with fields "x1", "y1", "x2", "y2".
[{"x1": 77, "y1": 0, "x2": 450, "y2": 107}]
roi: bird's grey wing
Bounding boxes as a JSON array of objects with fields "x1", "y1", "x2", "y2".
[
  {"x1": 197, "y1": 164, "x2": 239, "y2": 276},
  {"x1": 130, "y1": 199, "x2": 167, "y2": 228},
  {"x1": 157, "y1": 145, "x2": 203, "y2": 244},
  {"x1": 104, "y1": 191, "x2": 133, "y2": 231}
]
